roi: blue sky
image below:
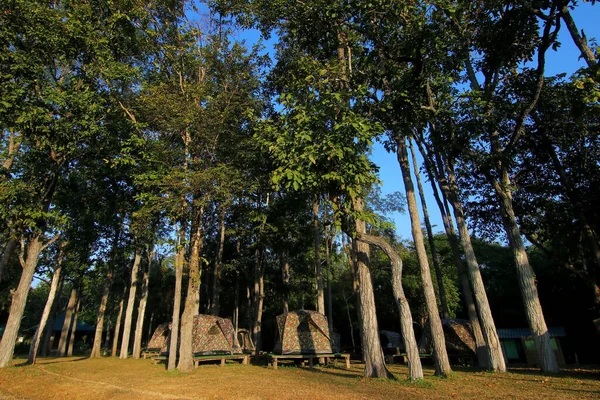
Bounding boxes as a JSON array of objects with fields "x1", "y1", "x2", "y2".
[{"x1": 222, "y1": 3, "x2": 599, "y2": 240}]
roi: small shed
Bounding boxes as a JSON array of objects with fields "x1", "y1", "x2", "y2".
[
  {"x1": 273, "y1": 310, "x2": 332, "y2": 355},
  {"x1": 498, "y1": 327, "x2": 566, "y2": 366},
  {"x1": 380, "y1": 330, "x2": 403, "y2": 354}
]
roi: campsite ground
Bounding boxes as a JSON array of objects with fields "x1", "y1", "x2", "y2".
[{"x1": 0, "y1": 357, "x2": 598, "y2": 399}]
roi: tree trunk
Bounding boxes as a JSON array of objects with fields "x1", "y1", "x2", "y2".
[
  {"x1": 0, "y1": 236, "x2": 45, "y2": 367},
  {"x1": 91, "y1": 271, "x2": 113, "y2": 358},
  {"x1": 493, "y1": 171, "x2": 559, "y2": 373},
  {"x1": 111, "y1": 286, "x2": 127, "y2": 357},
  {"x1": 560, "y1": 6, "x2": 597, "y2": 70},
  {"x1": 252, "y1": 247, "x2": 265, "y2": 355},
  {"x1": 444, "y1": 159, "x2": 506, "y2": 372},
  {"x1": 179, "y1": 207, "x2": 204, "y2": 372},
  {"x1": 210, "y1": 210, "x2": 226, "y2": 316},
  {"x1": 352, "y1": 197, "x2": 393, "y2": 378},
  {"x1": 0, "y1": 238, "x2": 17, "y2": 284},
  {"x1": 133, "y1": 250, "x2": 152, "y2": 359},
  {"x1": 168, "y1": 222, "x2": 186, "y2": 371},
  {"x1": 358, "y1": 233, "x2": 424, "y2": 380},
  {"x1": 119, "y1": 250, "x2": 142, "y2": 359},
  {"x1": 409, "y1": 141, "x2": 449, "y2": 318},
  {"x1": 58, "y1": 286, "x2": 78, "y2": 357},
  {"x1": 67, "y1": 298, "x2": 80, "y2": 357},
  {"x1": 313, "y1": 195, "x2": 325, "y2": 314},
  {"x1": 396, "y1": 137, "x2": 451, "y2": 377},
  {"x1": 325, "y1": 232, "x2": 334, "y2": 335},
  {"x1": 233, "y1": 273, "x2": 240, "y2": 336},
  {"x1": 281, "y1": 252, "x2": 290, "y2": 314},
  {"x1": 28, "y1": 260, "x2": 62, "y2": 364},
  {"x1": 42, "y1": 275, "x2": 64, "y2": 357}
]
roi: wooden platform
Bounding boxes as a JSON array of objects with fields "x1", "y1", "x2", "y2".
[
  {"x1": 152, "y1": 354, "x2": 250, "y2": 368},
  {"x1": 142, "y1": 350, "x2": 161, "y2": 359},
  {"x1": 266, "y1": 353, "x2": 351, "y2": 370}
]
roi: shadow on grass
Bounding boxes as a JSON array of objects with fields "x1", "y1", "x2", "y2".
[{"x1": 12, "y1": 356, "x2": 89, "y2": 367}]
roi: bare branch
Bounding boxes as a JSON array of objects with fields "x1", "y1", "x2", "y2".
[
  {"x1": 19, "y1": 239, "x2": 26, "y2": 269},
  {"x1": 41, "y1": 234, "x2": 61, "y2": 252}
]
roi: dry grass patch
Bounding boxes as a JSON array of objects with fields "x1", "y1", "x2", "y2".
[{"x1": 0, "y1": 357, "x2": 597, "y2": 399}]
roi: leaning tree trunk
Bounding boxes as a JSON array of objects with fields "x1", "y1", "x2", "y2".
[
  {"x1": 0, "y1": 238, "x2": 17, "y2": 284},
  {"x1": 67, "y1": 298, "x2": 81, "y2": 357},
  {"x1": 91, "y1": 271, "x2": 113, "y2": 358},
  {"x1": 352, "y1": 197, "x2": 393, "y2": 378},
  {"x1": 494, "y1": 171, "x2": 559, "y2": 373},
  {"x1": 28, "y1": 260, "x2": 62, "y2": 364},
  {"x1": 133, "y1": 251, "x2": 152, "y2": 359},
  {"x1": 252, "y1": 247, "x2": 265, "y2": 355},
  {"x1": 397, "y1": 137, "x2": 451, "y2": 377},
  {"x1": 0, "y1": 236, "x2": 45, "y2": 367},
  {"x1": 42, "y1": 275, "x2": 64, "y2": 357},
  {"x1": 358, "y1": 233, "x2": 423, "y2": 381},
  {"x1": 119, "y1": 250, "x2": 142, "y2": 359},
  {"x1": 409, "y1": 141, "x2": 449, "y2": 318},
  {"x1": 443, "y1": 159, "x2": 506, "y2": 372},
  {"x1": 210, "y1": 210, "x2": 226, "y2": 316},
  {"x1": 111, "y1": 286, "x2": 127, "y2": 357},
  {"x1": 179, "y1": 208, "x2": 204, "y2": 372},
  {"x1": 168, "y1": 222, "x2": 186, "y2": 371},
  {"x1": 58, "y1": 286, "x2": 78, "y2": 357}
]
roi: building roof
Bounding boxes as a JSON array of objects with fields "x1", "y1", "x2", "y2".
[
  {"x1": 497, "y1": 327, "x2": 566, "y2": 339},
  {"x1": 52, "y1": 314, "x2": 96, "y2": 332}
]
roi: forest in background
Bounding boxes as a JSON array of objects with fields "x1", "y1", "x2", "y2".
[{"x1": 0, "y1": 0, "x2": 598, "y2": 379}]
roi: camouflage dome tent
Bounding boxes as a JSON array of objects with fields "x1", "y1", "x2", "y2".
[
  {"x1": 418, "y1": 319, "x2": 476, "y2": 354},
  {"x1": 274, "y1": 310, "x2": 332, "y2": 355},
  {"x1": 146, "y1": 315, "x2": 238, "y2": 356}
]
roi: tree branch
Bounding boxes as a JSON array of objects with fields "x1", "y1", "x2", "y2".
[{"x1": 41, "y1": 234, "x2": 61, "y2": 252}]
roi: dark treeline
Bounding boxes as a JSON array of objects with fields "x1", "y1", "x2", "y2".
[{"x1": 0, "y1": 0, "x2": 598, "y2": 379}]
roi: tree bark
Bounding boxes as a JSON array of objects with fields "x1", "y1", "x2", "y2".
[
  {"x1": 67, "y1": 298, "x2": 80, "y2": 357},
  {"x1": 178, "y1": 207, "x2": 204, "y2": 372},
  {"x1": 58, "y1": 286, "x2": 78, "y2": 357},
  {"x1": 358, "y1": 233, "x2": 424, "y2": 380},
  {"x1": 560, "y1": 6, "x2": 597, "y2": 70},
  {"x1": 492, "y1": 170, "x2": 559, "y2": 373},
  {"x1": 119, "y1": 250, "x2": 142, "y2": 359},
  {"x1": 0, "y1": 238, "x2": 17, "y2": 284},
  {"x1": 168, "y1": 222, "x2": 186, "y2": 370},
  {"x1": 42, "y1": 274, "x2": 64, "y2": 357},
  {"x1": 252, "y1": 247, "x2": 265, "y2": 355},
  {"x1": 28, "y1": 258, "x2": 62, "y2": 364},
  {"x1": 313, "y1": 195, "x2": 325, "y2": 314},
  {"x1": 0, "y1": 236, "x2": 45, "y2": 367},
  {"x1": 409, "y1": 140, "x2": 450, "y2": 318},
  {"x1": 210, "y1": 210, "x2": 226, "y2": 316},
  {"x1": 91, "y1": 271, "x2": 113, "y2": 358},
  {"x1": 352, "y1": 197, "x2": 393, "y2": 378},
  {"x1": 281, "y1": 252, "x2": 290, "y2": 314},
  {"x1": 111, "y1": 286, "x2": 127, "y2": 357},
  {"x1": 325, "y1": 230, "x2": 334, "y2": 335},
  {"x1": 133, "y1": 250, "x2": 152, "y2": 359},
  {"x1": 396, "y1": 137, "x2": 451, "y2": 377}
]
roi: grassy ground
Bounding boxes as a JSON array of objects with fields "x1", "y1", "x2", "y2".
[{"x1": 0, "y1": 356, "x2": 598, "y2": 400}]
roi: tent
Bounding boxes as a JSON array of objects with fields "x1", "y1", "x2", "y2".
[
  {"x1": 418, "y1": 319, "x2": 477, "y2": 354},
  {"x1": 236, "y1": 328, "x2": 255, "y2": 353},
  {"x1": 273, "y1": 310, "x2": 332, "y2": 355},
  {"x1": 146, "y1": 315, "x2": 237, "y2": 356}
]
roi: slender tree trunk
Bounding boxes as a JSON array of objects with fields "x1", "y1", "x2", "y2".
[
  {"x1": 179, "y1": 207, "x2": 204, "y2": 372},
  {"x1": 91, "y1": 272, "x2": 113, "y2": 358},
  {"x1": 0, "y1": 238, "x2": 17, "y2": 284},
  {"x1": 352, "y1": 197, "x2": 393, "y2": 378},
  {"x1": 233, "y1": 273, "x2": 240, "y2": 334},
  {"x1": 493, "y1": 170, "x2": 559, "y2": 373},
  {"x1": 358, "y1": 233, "x2": 424, "y2": 380},
  {"x1": 416, "y1": 140, "x2": 491, "y2": 369},
  {"x1": 58, "y1": 286, "x2": 78, "y2": 357},
  {"x1": 313, "y1": 195, "x2": 325, "y2": 314},
  {"x1": 444, "y1": 159, "x2": 506, "y2": 372},
  {"x1": 67, "y1": 298, "x2": 80, "y2": 357},
  {"x1": 133, "y1": 250, "x2": 152, "y2": 359},
  {"x1": 42, "y1": 275, "x2": 64, "y2": 357},
  {"x1": 168, "y1": 223, "x2": 186, "y2": 371},
  {"x1": 210, "y1": 210, "x2": 226, "y2": 316},
  {"x1": 252, "y1": 247, "x2": 265, "y2": 354},
  {"x1": 281, "y1": 252, "x2": 290, "y2": 314},
  {"x1": 325, "y1": 232, "x2": 334, "y2": 335},
  {"x1": 119, "y1": 250, "x2": 142, "y2": 359},
  {"x1": 397, "y1": 137, "x2": 451, "y2": 376},
  {"x1": 409, "y1": 141, "x2": 450, "y2": 318},
  {"x1": 560, "y1": 6, "x2": 597, "y2": 70},
  {"x1": 111, "y1": 286, "x2": 127, "y2": 357},
  {"x1": 28, "y1": 260, "x2": 62, "y2": 364},
  {"x1": 0, "y1": 236, "x2": 45, "y2": 367}
]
